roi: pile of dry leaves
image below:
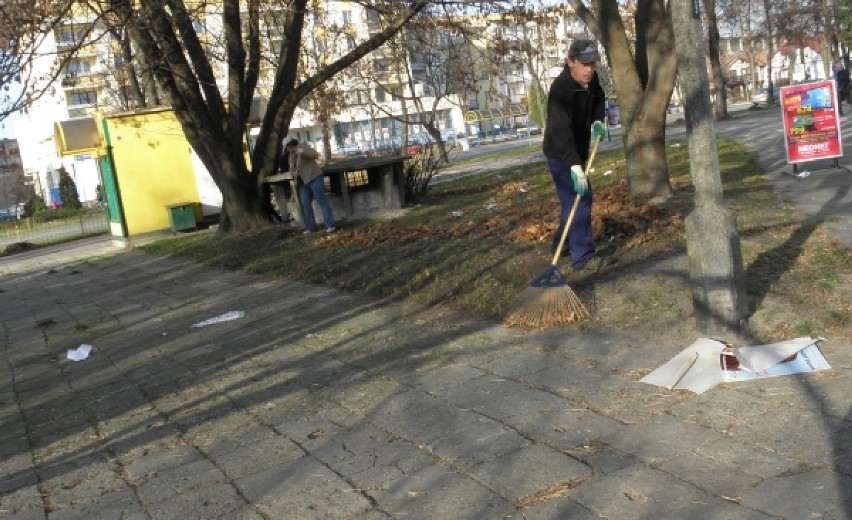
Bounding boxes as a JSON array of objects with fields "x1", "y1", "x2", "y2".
[{"x1": 319, "y1": 182, "x2": 687, "y2": 252}]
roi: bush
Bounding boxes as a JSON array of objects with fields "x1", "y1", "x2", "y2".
[
  {"x1": 25, "y1": 195, "x2": 46, "y2": 216},
  {"x1": 31, "y1": 207, "x2": 90, "y2": 223},
  {"x1": 404, "y1": 149, "x2": 441, "y2": 204},
  {"x1": 57, "y1": 167, "x2": 83, "y2": 209}
]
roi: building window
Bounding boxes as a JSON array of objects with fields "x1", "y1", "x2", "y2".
[
  {"x1": 69, "y1": 91, "x2": 98, "y2": 106},
  {"x1": 66, "y1": 59, "x2": 91, "y2": 75},
  {"x1": 342, "y1": 11, "x2": 351, "y2": 23},
  {"x1": 375, "y1": 88, "x2": 386, "y2": 103},
  {"x1": 192, "y1": 19, "x2": 206, "y2": 34},
  {"x1": 348, "y1": 90, "x2": 367, "y2": 105},
  {"x1": 58, "y1": 28, "x2": 87, "y2": 46},
  {"x1": 365, "y1": 9, "x2": 380, "y2": 23}
]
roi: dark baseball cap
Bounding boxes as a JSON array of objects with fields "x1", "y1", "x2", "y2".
[{"x1": 568, "y1": 39, "x2": 601, "y2": 63}]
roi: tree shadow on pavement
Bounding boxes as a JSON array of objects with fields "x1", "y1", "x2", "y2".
[
  {"x1": 743, "y1": 175, "x2": 850, "y2": 317},
  {"x1": 0, "y1": 251, "x2": 535, "y2": 517},
  {"x1": 739, "y1": 175, "x2": 851, "y2": 518}
]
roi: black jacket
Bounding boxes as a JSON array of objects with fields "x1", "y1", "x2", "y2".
[{"x1": 542, "y1": 67, "x2": 606, "y2": 167}]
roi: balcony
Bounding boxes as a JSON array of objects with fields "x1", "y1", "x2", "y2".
[
  {"x1": 60, "y1": 70, "x2": 104, "y2": 90},
  {"x1": 61, "y1": 73, "x2": 79, "y2": 87}
]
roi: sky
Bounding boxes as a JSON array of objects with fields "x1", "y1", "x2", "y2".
[
  {"x1": 0, "y1": 111, "x2": 20, "y2": 139},
  {"x1": 0, "y1": 80, "x2": 23, "y2": 140}
]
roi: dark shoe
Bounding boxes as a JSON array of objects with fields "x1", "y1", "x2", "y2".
[{"x1": 573, "y1": 254, "x2": 617, "y2": 272}]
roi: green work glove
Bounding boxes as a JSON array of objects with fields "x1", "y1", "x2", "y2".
[
  {"x1": 591, "y1": 120, "x2": 606, "y2": 140},
  {"x1": 570, "y1": 165, "x2": 589, "y2": 195}
]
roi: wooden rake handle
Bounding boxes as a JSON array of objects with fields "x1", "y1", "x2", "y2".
[{"x1": 550, "y1": 136, "x2": 603, "y2": 266}]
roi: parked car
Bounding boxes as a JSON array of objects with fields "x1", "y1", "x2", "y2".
[
  {"x1": 517, "y1": 122, "x2": 541, "y2": 136},
  {"x1": 751, "y1": 87, "x2": 780, "y2": 105},
  {"x1": 406, "y1": 134, "x2": 432, "y2": 154},
  {"x1": 0, "y1": 210, "x2": 14, "y2": 221},
  {"x1": 336, "y1": 143, "x2": 364, "y2": 157}
]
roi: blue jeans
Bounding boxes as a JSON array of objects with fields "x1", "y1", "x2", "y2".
[
  {"x1": 547, "y1": 157, "x2": 594, "y2": 269},
  {"x1": 298, "y1": 176, "x2": 336, "y2": 231}
]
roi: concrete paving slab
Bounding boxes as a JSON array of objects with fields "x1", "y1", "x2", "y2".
[
  {"x1": 568, "y1": 464, "x2": 773, "y2": 519},
  {"x1": 741, "y1": 470, "x2": 852, "y2": 519},
  {"x1": 467, "y1": 444, "x2": 591, "y2": 503},
  {"x1": 367, "y1": 464, "x2": 515, "y2": 519},
  {"x1": 234, "y1": 456, "x2": 374, "y2": 517}
]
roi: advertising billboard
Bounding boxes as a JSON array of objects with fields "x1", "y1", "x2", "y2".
[{"x1": 781, "y1": 80, "x2": 843, "y2": 164}]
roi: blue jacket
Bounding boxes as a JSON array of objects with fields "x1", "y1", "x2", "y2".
[{"x1": 543, "y1": 67, "x2": 606, "y2": 167}]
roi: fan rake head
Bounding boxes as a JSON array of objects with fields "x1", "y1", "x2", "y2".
[{"x1": 502, "y1": 265, "x2": 591, "y2": 330}]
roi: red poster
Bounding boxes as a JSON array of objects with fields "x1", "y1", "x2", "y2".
[{"x1": 781, "y1": 80, "x2": 843, "y2": 163}]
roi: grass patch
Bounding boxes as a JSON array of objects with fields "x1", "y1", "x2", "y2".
[
  {"x1": 439, "y1": 143, "x2": 543, "y2": 169},
  {"x1": 140, "y1": 138, "x2": 851, "y2": 341},
  {"x1": 1, "y1": 231, "x2": 108, "y2": 256}
]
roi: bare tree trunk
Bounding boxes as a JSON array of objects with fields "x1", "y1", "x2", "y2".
[
  {"x1": 575, "y1": 0, "x2": 674, "y2": 203},
  {"x1": 763, "y1": 0, "x2": 776, "y2": 102},
  {"x1": 136, "y1": 50, "x2": 160, "y2": 106},
  {"x1": 119, "y1": 35, "x2": 146, "y2": 108},
  {"x1": 321, "y1": 114, "x2": 333, "y2": 162},
  {"x1": 623, "y1": 114, "x2": 670, "y2": 203},
  {"x1": 217, "y1": 156, "x2": 266, "y2": 232},
  {"x1": 705, "y1": 0, "x2": 729, "y2": 119}
]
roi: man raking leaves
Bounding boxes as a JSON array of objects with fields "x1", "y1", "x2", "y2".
[{"x1": 503, "y1": 39, "x2": 608, "y2": 329}]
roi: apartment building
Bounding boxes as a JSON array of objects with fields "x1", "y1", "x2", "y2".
[
  {"x1": 0, "y1": 138, "x2": 30, "y2": 216},
  {"x1": 14, "y1": 13, "x2": 114, "y2": 207},
  {"x1": 460, "y1": 9, "x2": 593, "y2": 137}
]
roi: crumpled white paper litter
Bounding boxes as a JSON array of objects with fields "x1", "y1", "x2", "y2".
[
  {"x1": 191, "y1": 310, "x2": 245, "y2": 328},
  {"x1": 67, "y1": 344, "x2": 93, "y2": 361},
  {"x1": 784, "y1": 170, "x2": 811, "y2": 179}
]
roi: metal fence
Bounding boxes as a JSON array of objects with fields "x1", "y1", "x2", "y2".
[{"x1": 0, "y1": 211, "x2": 110, "y2": 248}]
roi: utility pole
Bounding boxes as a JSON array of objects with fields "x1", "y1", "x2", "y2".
[{"x1": 671, "y1": 0, "x2": 749, "y2": 337}]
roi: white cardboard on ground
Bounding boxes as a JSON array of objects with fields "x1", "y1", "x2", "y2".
[
  {"x1": 641, "y1": 337, "x2": 830, "y2": 394},
  {"x1": 640, "y1": 338, "x2": 727, "y2": 393}
]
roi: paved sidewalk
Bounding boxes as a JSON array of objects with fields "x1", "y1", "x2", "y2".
[
  {"x1": 1, "y1": 110, "x2": 850, "y2": 519},
  {"x1": 1, "y1": 238, "x2": 850, "y2": 519}
]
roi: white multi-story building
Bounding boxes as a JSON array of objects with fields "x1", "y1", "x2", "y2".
[{"x1": 15, "y1": 15, "x2": 112, "y2": 207}]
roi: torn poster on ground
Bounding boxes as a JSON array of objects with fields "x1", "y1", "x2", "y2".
[
  {"x1": 640, "y1": 337, "x2": 830, "y2": 394},
  {"x1": 720, "y1": 338, "x2": 830, "y2": 381}
]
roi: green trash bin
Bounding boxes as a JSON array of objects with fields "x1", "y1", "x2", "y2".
[{"x1": 165, "y1": 202, "x2": 197, "y2": 234}]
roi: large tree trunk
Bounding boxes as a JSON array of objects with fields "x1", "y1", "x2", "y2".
[
  {"x1": 574, "y1": 0, "x2": 674, "y2": 204},
  {"x1": 208, "y1": 147, "x2": 267, "y2": 232},
  {"x1": 623, "y1": 110, "x2": 669, "y2": 202}
]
